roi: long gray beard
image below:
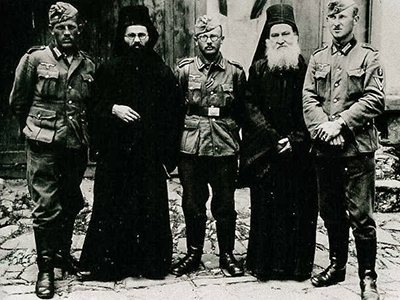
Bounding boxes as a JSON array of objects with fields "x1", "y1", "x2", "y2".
[{"x1": 265, "y1": 40, "x2": 301, "y2": 71}]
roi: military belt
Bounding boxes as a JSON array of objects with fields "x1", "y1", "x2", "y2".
[{"x1": 187, "y1": 104, "x2": 231, "y2": 118}]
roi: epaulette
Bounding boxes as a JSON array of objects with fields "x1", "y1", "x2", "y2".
[
  {"x1": 177, "y1": 57, "x2": 194, "y2": 68},
  {"x1": 79, "y1": 50, "x2": 95, "y2": 62},
  {"x1": 312, "y1": 44, "x2": 328, "y2": 56},
  {"x1": 228, "y1": 59, "x2": 244, "y2": 70},
  {"x1": 361, "y1": 43, "x2": 378, "y2": 52},
  {"x1": 26, "y1": 46, "x2": 46, "y2": 54}
]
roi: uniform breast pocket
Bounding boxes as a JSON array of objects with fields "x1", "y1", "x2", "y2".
[
  {"x1": 23, "y1": 106, "x2": 57, "y2": 143},
  {"x1": 314, "y1": 65, "x2": 330, "y2": 98},
  {"x1": 221, "y1": 83, "x2": 234, "y2": 106},
  {"x1": 347, "y1": 68, "x2": 365, "y2": 95},
  {"x1": 37, "y1": 65, "x2": 59, "y2": 98},
  {"x1": 180, "y1": 117, "x2": 200, "y2": 153},
  {"x1": 188, "y1": 82, "x2": 202, "y2": 104},
  {"x1": 81, "y1": 73, "x2": 94, "y2": 98}
]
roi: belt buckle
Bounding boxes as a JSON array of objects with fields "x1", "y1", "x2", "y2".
[{"x1": 208, "y1": 106, "x2": 220, "y2": 117}]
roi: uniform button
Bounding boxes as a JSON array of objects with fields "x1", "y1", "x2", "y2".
[
  {"x1": 68, "y1": 116, "x2": 73, "y2": 120},
  {"x1": 337, "y1": 67, "x2": 341, "y2": 71},
  {"x1": 68, "y1": 100, "x2": 72, "y2": 104},
  {"x1": 333, "y1": 98, "x2": 338, "y2": 103},
  {"x1": 45, "y1": 75, "x2": 49, "y2": 78},
  {"x1": 37, "y1": 113, "x2": 41, "y2": 118},
  {"x1": 211, "y1": 118, "x2": 215, "y2": 121},
  {"x1": 338, "y1": 53, "x2": 342, "y2": 56},
  {"x1": 210, "y1": 91, "x2": 214, "y2": 95},
  {"x1": 334, "y1": 82, "x2": 339, "y2": 87},
  {"x1": 68, "y1": 86, "x2": 72, "y2": 90}
]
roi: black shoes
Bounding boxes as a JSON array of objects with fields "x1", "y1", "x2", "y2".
[
  {"x1": 171, "y1": 250, "x2": 202, "y2": 276},
  {"x1": 311, "y1": 264, "x2": 346, "y2": 287},
  {"x1": 35, "y1": 271, "x2": 55, "y2": 299},
  {"x1": 219, "y1": 252, "x2": 244, "y2": 277},
  {"x1": 360, "y1": 276, "x2": 380, "y2": 300}
]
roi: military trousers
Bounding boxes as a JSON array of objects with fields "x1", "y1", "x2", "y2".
[
  {"x1": 314, "y1": 154, "x2": 377, "y2": 240},
  {"x1": 26, "y1": 140, "x2": 87, "y2": 230},
  {"x1": 178, "y1": 154, "x2": 238, "y2": 252}
]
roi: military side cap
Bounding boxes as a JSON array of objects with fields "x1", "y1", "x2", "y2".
[
  {"x1": 48, "y1": 2, "x2": 78, "y2": 26},
  {"x1": 327, "y1": 0, "x2": 356, "y2": 17},
  {"x1": 194, "y1": 16, "x2": 221, "y2": 37}
]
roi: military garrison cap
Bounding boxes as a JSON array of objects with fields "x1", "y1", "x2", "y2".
[
  {"x1": 48, "y1": 2, "x2": 78, "y2": 26},
  {"x1": 327, "y1": 0, "x2": 356, "y2": 17},
  {"x1": 194, "y1": 16, "x2": 221, "y2": 37}
]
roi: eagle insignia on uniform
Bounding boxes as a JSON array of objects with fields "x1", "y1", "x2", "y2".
[
  {"x1": 373, "y1": 67, "x2": 384, "y2": 91},
  {"x1": 316, "y1": 63, "x2": 329, "y2": 71}
]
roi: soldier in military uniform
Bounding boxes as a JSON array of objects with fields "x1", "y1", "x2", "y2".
[
  {"x1": 171, "y1": 16, "x2": 246, "y2": 277},
  {"x1": 302, "y1": 1, "x2": 384, "y2": 299},
  {"x1": 9, "y1": 2, "x2": 95, "y2": 298}
]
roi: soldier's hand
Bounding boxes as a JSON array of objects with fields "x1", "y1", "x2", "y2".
[
  {"x1": 277, "y1": 137, "x2": 292, "y2": 154},
  {"x1": 112, "y1": 104, "x2": 141, "y2": 123},
  {"x1": 328, "y1": 134, "x2": 345, "y2": 148},
  {"x1": 315, "y1": 121, "x2": 342, "y2": 142}
]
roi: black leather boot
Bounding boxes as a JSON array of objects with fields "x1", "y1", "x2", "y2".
[
  {"x1": 360, "y1": 274, "x2": 380, "y2": 300},
  {"x1": 34, "y1": 230, "x2": 55, "y2": 299},
  {"x1": 311, "y1": 226, "x2": 349, "y2": 287},
  {"x1": 54, "y1": 215, "x2": 82, "y2": 275},
  {"x1": 356, "y1": 238, "x2": 380, "y2": 300},
  {"x1": 216, "y1": 220, "x2": 243, "y2": 276},
  {"x1": 54, "y1": 250, "x2": 81, "y2": 275},
  {"x1": 171, "y1": 246, "x2": 202, "y2": 276},
  {"x1": 220, "y1": 252, "x2": 244, "y2": 277}
]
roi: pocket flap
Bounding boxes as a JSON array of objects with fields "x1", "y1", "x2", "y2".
[
  {"x1": 37, "y1": 65, "x2": 59, "y2": 79},
  {"x1": 315, "y1": 70, "x2": 329, "y2": 79},
  {"x1": 184, "y1": 118, "x2": 200, "y2": 130},
  {"x1": 347, "y1": 68, "x2": 365, "y2": 77},
  {"x1": 188, "y1": 82, "x2": 201, "y2": 90},
  {"x1": 81, "y1": 73, "x2": 94, "y2": 82},
  {"x1": 28, "y1": 107, "x2": 56, "y2": 120},
  {"x1": 221, "y1": 84, "x2": 233, "y2": 92}
]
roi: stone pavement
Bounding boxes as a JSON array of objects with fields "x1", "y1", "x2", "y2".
[{"x1": 0, "y1": 178, "x2": 400, "y2": 300}]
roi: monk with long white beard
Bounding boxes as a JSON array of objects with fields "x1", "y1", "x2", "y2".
[
  {"x1": 240, "y1": 4, "x2": 318, "y2": 281},
  {"x1": 265, "y1": 32, "x2": 301, "y2": 71}
]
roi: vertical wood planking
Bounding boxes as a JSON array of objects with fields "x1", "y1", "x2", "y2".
[
  {"x1": 143, "y1": 0, "x2": 166, "y2": 62},
  {"x1": 164, "y1": 0, "x2": 174, "y2": 68},
  {"x1": 173, "y1": 0, "x2": 193, "y2": 66}
]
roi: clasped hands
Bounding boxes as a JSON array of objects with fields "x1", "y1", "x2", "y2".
[
  {"x1": 315, "y1": 120, "x2": 345, "y2": 147},
  {"x1": 112, "y1": 104, "x2": 141, "y2": 123}
]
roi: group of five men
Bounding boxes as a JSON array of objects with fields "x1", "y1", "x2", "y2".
[{"x1": 9, "y1": 1, "x2": 384, "y2": 300}]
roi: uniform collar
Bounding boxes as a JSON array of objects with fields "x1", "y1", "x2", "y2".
[
  {"x1": 196, "y1": 52, "x2": 225, "y2": 70},
  {"x1": 331, "y1": 37, "x2": 357, "y2": 56},
  {"x1": 49, "y1": 42, "x2": 80, "y2": 61}
]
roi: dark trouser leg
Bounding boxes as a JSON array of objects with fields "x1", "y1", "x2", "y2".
[
  {"x1": 171, "y1": 155, "x2": 208, "y2": 276},
  {"x1": 54, "y1": 148, "x2": 87, "y2": 274},
  {"x1": 209, "y1": 156, "x2": 243, "y2": 276},
  {"x1": 311, "y1": 157, "x2": 348, "y2": 287},
  {"x1": 27, "y1": 141, "x2": 61, "y2": 299},
  {"x1": 345, "y1": 156, "x2": 379, "y2": 300}
]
